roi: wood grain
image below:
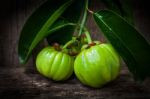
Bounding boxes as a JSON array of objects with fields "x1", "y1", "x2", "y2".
[{"x1": 0, "y1": 66, "x2": 150, "y2": 99}]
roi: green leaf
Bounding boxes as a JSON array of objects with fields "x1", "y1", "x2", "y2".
[
  {"x1": 18, "y1": 0, "x2": 74, "y2": 64},
  {"x1": 101, "y1": 0, "x2": 134, "y2": 25},
  {"x1": 46, "y1": 19, "x2": 76, "y2": 45},
  {"x1": 47, "y1": 0, "x2": 85, "y2": 45},
  {"x1": 78, "y1": 0, "x2": 88, "y2": 36},
  {"x1": 121, "y1": 0, "x2": 134, "y2": 25},
  {"x1": 47, "y1": 20, "x2": 75, "y2": 34},
  {"x1": 93, "y1": 10, "x2": 150, "y2": 80}
]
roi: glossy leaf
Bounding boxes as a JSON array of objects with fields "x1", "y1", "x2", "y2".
[
  {"x1": 18, "y1": 0, "x2": 74, "y2": 64},
  {"x1": 47, "y1": 0, "x2": 85, "y2": 45},
  {"x1": 78, "y1": 0, "x2": 88, "y2": 36},
  {"x1": 93, "y1": 10, "x2": 150, "y2": 80},
  {"x1": 101, "y1": 0, "x2": 134, "y2": 25},
  {"x1": 121, "y1": 0, "x2": 134, "y2": 25},
  {"x1": 47, "y1": 20, "x2": 75, "y2": 35},
  {"x1": 46, "y1": 19, "x2": 76, "y2": 45}
]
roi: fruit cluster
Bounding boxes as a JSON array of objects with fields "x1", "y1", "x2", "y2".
[{"x1": 36, "y1": 36, "x2": 121, "y2": 88}]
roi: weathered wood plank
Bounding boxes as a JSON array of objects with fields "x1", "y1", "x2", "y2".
[{"x1": 0, "y1": 66, "x2": 150, "y2": 99}]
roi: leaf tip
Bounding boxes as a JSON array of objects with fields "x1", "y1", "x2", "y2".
[{"x1": 19, "y1": 56, "x2": 26, "y2": 65}]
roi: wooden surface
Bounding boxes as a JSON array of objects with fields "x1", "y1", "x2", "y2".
[
  {"x1": 0, "y1": 66, "x2": 150, "y2": 99},
  {"x1": 0, "y1": 0, "x2": 150, "y2": 98}
]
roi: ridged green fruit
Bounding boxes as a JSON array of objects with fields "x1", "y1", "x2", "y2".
[
  {"x1": 36, "y1": 47, "x2": 74, "y2": 81},
  {"x1": 74, "y1": 43, "x2": 120, "y2": 88}
]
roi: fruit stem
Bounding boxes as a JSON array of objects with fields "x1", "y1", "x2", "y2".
[
  {"x1": 84, "y1": 27, "x2": 92, "y2": 44},
  {"x1": 63, "y1": 38, "x2": 77, "y2": 49},
  {"x1": 87, "y1": 8, "x2": 94, "y2": 14},
  {"x1": 78, "y1": 0, "x2": 88, "y2": 37},
  {"x1": 53, "y1": 43, "x2": 61, "y2": 51}
]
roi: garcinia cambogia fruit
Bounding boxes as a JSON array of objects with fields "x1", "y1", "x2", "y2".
[
  {"x1": 36, "y1": 46, "x2": 74, "y2": 81},
  {"x1": 74, "y1": 42, "x2": 121, "y2": 88}
]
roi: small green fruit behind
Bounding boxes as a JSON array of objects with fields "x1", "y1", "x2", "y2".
[
  {"x1": 36, "y1": 46, "x2": 74, "y2": 81},
  {"x1": 74, "y1": 43, "x2": 120, "y2": 88}
]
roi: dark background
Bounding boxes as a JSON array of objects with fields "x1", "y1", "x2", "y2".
[{"x1": 0, "y1": 0, "x2": 150, "y2": 99}]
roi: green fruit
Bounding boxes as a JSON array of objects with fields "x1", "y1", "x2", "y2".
[
  {"x1": 74, "y1": 42, "x2": 120, "y2": 88},
  {"x1": 36, "y1": 46, "x2": 74, "y2": 81}
]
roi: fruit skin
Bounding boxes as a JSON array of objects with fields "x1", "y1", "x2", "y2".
[
  {"x1": 36, "y1": 46, "x2": 74, "y2": 81},
  {"x1": 74, "y1": 43, "x2": 120, "y2": 88}
]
